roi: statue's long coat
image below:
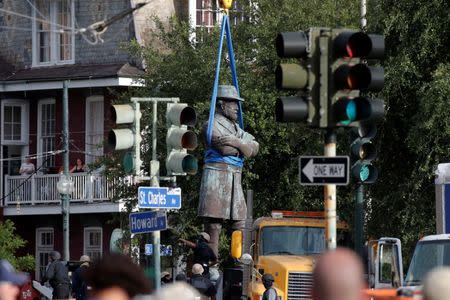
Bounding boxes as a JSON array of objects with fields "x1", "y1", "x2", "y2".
[{"x1": 198, "y1": 114, "x2": 256, "y2": 220}]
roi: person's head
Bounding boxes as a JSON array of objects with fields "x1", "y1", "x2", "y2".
[
  {"x1": 24, "y1": 157, "x2": 31, "y2": 164},
  {"x1": 49, "y1": 250, "x2": 61, "y2": 262},
  {"x1": 175, "y1": 273, "x2": 187, "y2": 282},
  {"x1": 80, "y1": 255, "x2": 90, "y2": 266},
  {"x1": 422, "y1": 267, "x2": 450, "y2": 300},
  {"x1": 312, "y1": 248, "x2": 365, "y2": 300},
  {"x1": 192, "y1": 264, "x2": 204, "y2": 276},
  {"x1": 262, "y1": 273, "x2": 275, "y2": 289},
  {"x1": 85, "y1": 254, "x2": 151, "y2": 300},
  {"x1": 161, "y1": 271, "x2": 171, "y2": 283},
  {"x1": 0, "y1": 259, "x2": 29, "y2": 300},
  {"x1": 76, "y1": 158, "x2": 83, "y2": 166},
  {"x1": 199, "y1": 232, "x2": 210, "y2": 243},
  {"x1": 216, "y1": 85, "x2": 244, "y2": 122},
  {"x1": 151, "y1": 282, "x2": 201, "y2": 300}
]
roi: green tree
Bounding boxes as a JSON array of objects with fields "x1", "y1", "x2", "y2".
[
  {"x1": 366, "y1": 0, "x2": 450, "y2": 261},
  {"x1": 0, "y1": 220, "x2": 34, "y2": 271}
]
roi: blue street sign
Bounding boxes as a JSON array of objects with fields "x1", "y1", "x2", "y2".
[
  {"x1": 129, "y1": 211, "x2": 167, "y2": 234},
  {"x1": 138, "y1": 187, "x2": 182, "y2": 209},
  {"x1": 144, "y1": 244, "x2": 172, "y2": 256},
  {"x1": 145, "y1": 244, "x2": 153, "y2": 256}
]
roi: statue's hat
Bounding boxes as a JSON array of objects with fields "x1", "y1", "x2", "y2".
[{"x1": 217, "y1": 85, "x2": 244, "y2": 102}]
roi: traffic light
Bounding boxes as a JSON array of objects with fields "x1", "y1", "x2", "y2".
[
  {"x1": 165, "y1": 103, "x2": 198, "y2": 176},
  {"x1": 274, "y1": 30, "x2": 321, "y2": 126},
  {"x1": 108, "y1": 103, "x2": 142, "y2": 174},
  {"x1": 329, "y1": 30, "x2": 385, "y2": 127},
  {"x1": 350, "y1": 124, "x2": 378, "y2": 184}
]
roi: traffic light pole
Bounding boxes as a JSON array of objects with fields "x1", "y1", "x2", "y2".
[
  {"x1": 354, "y1": 0, "x2": 367, "y2": 257},
  {"x1": 129, "y1": 97, "x2": 180, "y2": 290},
  {"x1": 354, "y1": 183, "x2": 364, "y2": 255},
  {"x1": 324, "y1": 130, "x2": 337, "y2": 250},
  {"x1": 150, "y1": 100, "x2": 161, "y2": 290},
  {"x1": 62, "y1": 80, "x2": 70, "y2": 261}
]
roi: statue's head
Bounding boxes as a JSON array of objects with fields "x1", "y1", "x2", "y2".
[{"x1": 216, "y1": 85, "x2": 244, "y2": 122}]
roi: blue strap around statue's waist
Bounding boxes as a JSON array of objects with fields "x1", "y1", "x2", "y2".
[{"x1": 204, "y1": 148, "x2": 244, "y2": 168}]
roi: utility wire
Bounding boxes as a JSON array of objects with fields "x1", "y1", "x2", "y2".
[
  {"x1": 25, "y1": 0, "x2": 47, "y2": 20},
  {"x1": 0, "y1": 25, "x2": 72, "y2": 34},
  {"x1": 0, "y1": 150, "x2": 64, "y2": 162}
]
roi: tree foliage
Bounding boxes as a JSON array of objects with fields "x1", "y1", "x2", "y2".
[
  {"x1": 366, "y1": 0, "x2": 450, "y2": 260},
  {"x1": 0, "y1": 220, "x2": 34, "y2": 271}
]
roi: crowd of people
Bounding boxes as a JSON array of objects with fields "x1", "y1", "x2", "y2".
[{"x1": 1, "y1": 242, "x2": 450, "y2": 300}]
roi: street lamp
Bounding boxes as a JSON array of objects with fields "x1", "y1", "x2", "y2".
[
  {"x1": 57, "y1": 174, "x2": 73, "y2": 262},
  {"x1": 57, "y1": 175, "x2": 74, "y2": 194}
]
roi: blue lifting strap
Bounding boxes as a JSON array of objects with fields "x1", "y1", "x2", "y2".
[{"x1": 204, "y1": 15, "x2": 244, "y2": 167}]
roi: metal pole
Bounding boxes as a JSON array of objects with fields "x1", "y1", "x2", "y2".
[
  {"x1": 0, "y1": 143, "x2": 3, "y2": 203},
  {"x1": 360, "y1": 0, "x2": 367, "y2": 32},
  {"x1": 324, "y1": 130, "x2": 336, "y2": 250},
  {"x1": 150, "y1": 101, "x2": 161, "y2": 290},
  {"x1": 354, "y1": 184, "x2": 364, "y2": 255},
  {"x1": 354, "y1": 0, "x2": 367, "y2": 256},
  {"x1": 134, "y1": 102, "x2": 142, "y2": 176},
  {"x1": 62, "y1": 80, "x2": 70, "y2": 261}
]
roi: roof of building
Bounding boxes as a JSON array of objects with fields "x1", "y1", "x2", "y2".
[
  {"x1": 0, "y1": 57, "x2": 15, "y2": 80},
  {"x1": 1, "y1": 63, "x2": 144, "y2": 82}
]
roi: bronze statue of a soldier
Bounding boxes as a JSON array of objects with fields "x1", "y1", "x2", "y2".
[{"x1": 198, "y1": 85, "x2": 259, "y2": 257}]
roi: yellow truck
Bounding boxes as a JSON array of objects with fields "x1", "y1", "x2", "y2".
[{"x1": 230, "y1": 210, "x2": 349, "y2": 300}]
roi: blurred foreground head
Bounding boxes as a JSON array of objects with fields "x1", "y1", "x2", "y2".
[
  {"x1": 312, "y1": 247, "x2": 366, "y2": 300},
  {"x1": 150, "y1": 282, "x2": 201, "y2": 300},
  {"x1": 85, "y1": 254, "x2": 151, "y2": 300},
  {"x1": 423, "y1": 267, "x2": 450, "y2": 300}
]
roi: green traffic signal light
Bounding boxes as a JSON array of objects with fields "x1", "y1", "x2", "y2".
[
  {"x1": 350, "y1": 124, "x2": 379, "y2": 184},
  {"x1": 352, "y1": 161, "x2": 378, "y2": 183},
  {"x1": 333, "y1": 97, "x2": 384, "y2": 125}
]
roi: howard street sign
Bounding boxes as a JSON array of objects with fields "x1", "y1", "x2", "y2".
[
  {"x1": 129, "y1": 211, "x2": 167, "y2": 234},
  {"x1": 299, "y1": 156, "x2": 349, "y2": 185},
  {"x1": 138, "y1": 187, "x2": 181, "y2": 209}
]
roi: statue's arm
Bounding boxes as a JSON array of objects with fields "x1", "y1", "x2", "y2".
[
  {"x1": 202, "y1": 122, "x2": 240, "y2": 156},
  {"x1": 219, "y1": 131, "x2": 259, "y2": 158}
]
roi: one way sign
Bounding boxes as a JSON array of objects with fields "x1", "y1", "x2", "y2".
[{"x1": 299, "y1": 156, "x2": 349, "y2": 185}]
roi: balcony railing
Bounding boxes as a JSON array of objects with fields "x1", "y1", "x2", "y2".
[{"x1": 3, "y1": 173, "x2": 115, "y2": 206}]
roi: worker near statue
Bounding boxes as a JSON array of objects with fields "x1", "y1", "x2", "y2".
[{"x1": 198, "y1": 85, "x2": 259, "y2": 257}]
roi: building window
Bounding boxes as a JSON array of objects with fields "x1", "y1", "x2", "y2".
[
  {"x1": 84, "y1": 227, "x2": 102, "y2": 261},
  {"x1": 196, "y1": 0, "x2": 219, "y2": 31},
  {"x1": 32, "y1": 0, "x2": 75, "y2": 66},
  {"x1": 36, "y1": 228, "x2": 54, "y2": 280},
  {"x1": 3, "y1": 106, "x2": 21, "y2": 141},
  {"x1": 1, "y1": 101, "x2": 28, "y2": 145},
  {"x1": 85, "y1": 96, "x2": 104, "y2": 165},
  {"x1": 38, "y1": 99, "x2": 56, "y2": 170},
  {"x1": 192, "y1": 0, "x2": 246, "y2": 32}
]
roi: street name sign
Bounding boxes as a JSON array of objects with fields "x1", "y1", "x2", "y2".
[
  {"x1": 129, "y1": 211, "x2": 167, "y2": 234},
  {"x1": 299, "y1": 156, "x2": 349, "y2": 185},
  {"x1": 138, "y1": 187, "x2": 181, "y2": 209}
]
